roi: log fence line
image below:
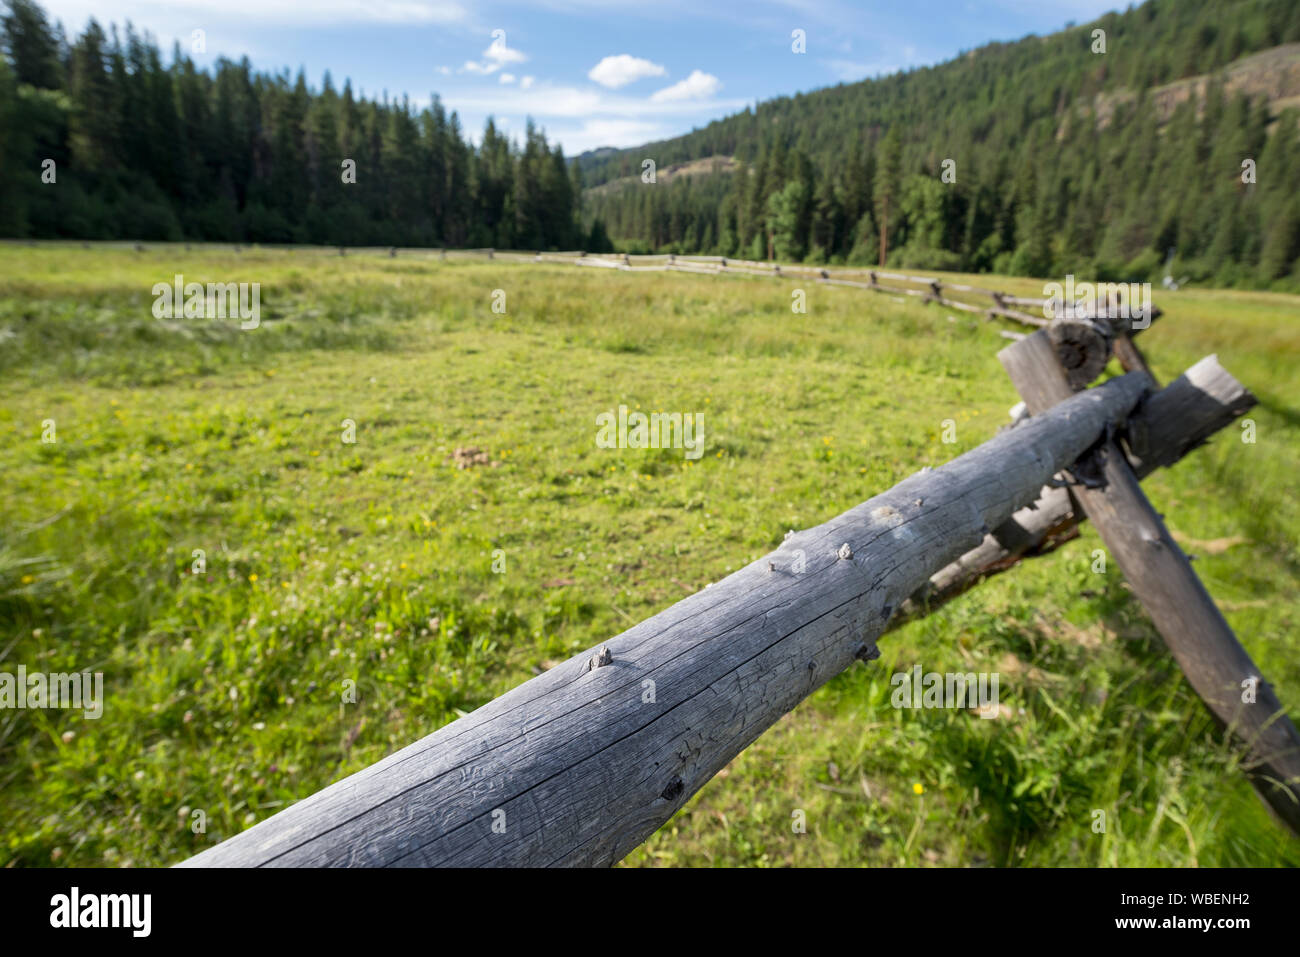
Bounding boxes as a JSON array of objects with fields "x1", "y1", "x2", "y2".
[
  {"x1": 181, "y1": 317, "x2": 1296, "y2": 866},
  {"x1": 503, "y1": 250, "x2": 1162, "y2": 330},
  {"x1": 29, "y1": 239, "x2": 1163, "y2": 334}
]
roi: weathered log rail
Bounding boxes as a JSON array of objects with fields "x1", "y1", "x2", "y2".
[
  {"x1": 184, "y1": 372, "x2": 1149, "y2": 866},
  {"x1": 179, "y1": 337, "x2": 1295, "y2": 866},
  {"x1": 110, "y1": 238, "x2": 1283, "y2": 864},
  {"x1": 897, "y1": 354, "x2": 1254, "y2": 623}
]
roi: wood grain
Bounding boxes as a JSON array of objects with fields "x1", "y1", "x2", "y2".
[
  {"x1": 999, "y1": 334, "x2": 1300, "y2": 836},
  {"x1": 900, "y1": 355, "x2": 1255, "y2": 621},
  {"x1": 181, "y1": 373, "x2": 1150, "y2": 867}
]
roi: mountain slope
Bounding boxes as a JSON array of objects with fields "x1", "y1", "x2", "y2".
[{"x1": 579, "y1": 0, "x2": 1300, "y2": 288}]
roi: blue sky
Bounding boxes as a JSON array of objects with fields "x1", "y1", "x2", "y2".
[{"x1": 39, "y1": 0, "x2": 1126, "y2": 154}]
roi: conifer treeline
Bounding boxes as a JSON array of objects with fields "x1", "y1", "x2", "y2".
[
  {"x1": 581, "y1": 0, "x2": 1300, "y2": 287},
  {"x1": 6, "y1": 0, "x2": 1300, "y2": 286},
  {"x1": 0, "y1": 0, "x2": 595, "y2": 249}
]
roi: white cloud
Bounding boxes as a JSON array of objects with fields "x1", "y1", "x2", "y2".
[
  {"x1": 499, "y1": 73, "x2": 516, "y2": 84},
  {"x1": 451, "y1": 85, "x2": 606, "y2": 117},
  {"x1": 484, "y1": 36, "x2": 527, "y2": 68},
  {"x1": 587, "y1": 54, "x2": 667, "y2": 89},
  {"x1": 552, "y1": 118, "x2": 674, "y2": 154},
  {"x1": 650, "y1": 69, "x2": 720, "y2": 102},
  {"x1": 446, "y1": 82, "x2": 743, "y2": 120},
  {"x1": 471, "y1": 115, "x2": 676, "y2": 154},
  {"x1": 461, "y1": 35, "x2": 528, "y2": 75},
  {"x1": 415, "y1": 78, "x2": 750, "y2": 152}
]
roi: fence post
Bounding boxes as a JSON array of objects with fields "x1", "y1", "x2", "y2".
[{"x1": 999, "y1": 331, "x2": 1300, "y2": 835}]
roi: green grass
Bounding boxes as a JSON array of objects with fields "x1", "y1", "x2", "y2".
[{"x1": 0, "y1": 242, "x2": 1297, "y2": 867}]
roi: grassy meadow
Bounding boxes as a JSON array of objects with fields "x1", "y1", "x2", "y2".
[{"x1": 1, "y1": 242, "x2": 1298, "y2": 867}]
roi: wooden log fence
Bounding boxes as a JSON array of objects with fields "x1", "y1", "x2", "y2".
[
  {"x1": 184, "y1": 371, "x2": 1148, "y2": 866},
  {"x1": 57, "y1": 238, "x2": 1158, "y2": 330},
  {"x1": 410, "y1": 246, "x2": 1161, "y2": 330},
  {"x1": 122, "y1": 240, "x2": 1152, "y2": 334},
  {"x1": 178, "y1": 327, "x2": 1292, "y2": 865},
  {"x1": 897, "y1": 354, "x2": 1255, "y2": 623},
  {"x1": 118, "y1": 238, "x2": 1281, "y2": 865},
  {"x1": 1001, "y1": 330, "x2": 1300, "y2": 833}
]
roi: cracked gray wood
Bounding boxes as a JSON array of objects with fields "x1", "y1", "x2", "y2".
[
  {"x1": 900, "y1": 354, "x2": 1254, "y2": 621},
  {"x1": 181, "y1": 372, "x2": 1150, "y2": 867},
  {"x1": 1000, "y1": 332, "x2": 1300, "y2": 836}
]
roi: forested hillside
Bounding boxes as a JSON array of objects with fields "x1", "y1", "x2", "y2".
[
  {"x1": 4, "y1": 0, "x2": 1300, "y2": 286},
  {"x1": 581, "y1": 0, "x2": 1300, "y2": 288},
  {"x1": 0, "y1": 0, "x2": 586, "y2": 248}
]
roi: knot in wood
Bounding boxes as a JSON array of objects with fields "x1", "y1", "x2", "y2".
[
  {"x1": 838, "y1": 543, "x2": 853, "y2": 560},
  {"x1": 660, "y1": 776, "x2": 685, "y2": 802},
  {"x1": 589, "y1": 646, "x2": 613, "y2": 670},
  {"x1": 1048, "y1": 316, "x2": 1112, "y2": 389}
]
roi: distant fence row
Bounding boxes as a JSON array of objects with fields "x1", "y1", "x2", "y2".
[
  {"x1": 446, "y1": 248, "x2": 1161, "y2": 332},
  {"x1": 16, "y1": 239, "x2": 1162, "y2": 333},
  {"x1": 466, "y1": 248, "x2": 1057, "y2": 328}
]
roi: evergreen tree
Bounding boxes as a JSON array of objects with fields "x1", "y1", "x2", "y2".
[
  {"x1": 873, "y1": 128, "x2": 901, "y2": 266},
  {"x1": 0, "y1": 1, "x2": 587, "y2": 249},
  {"x1": 1, "y1": 0, "x2": 60, "y2": 88}
]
